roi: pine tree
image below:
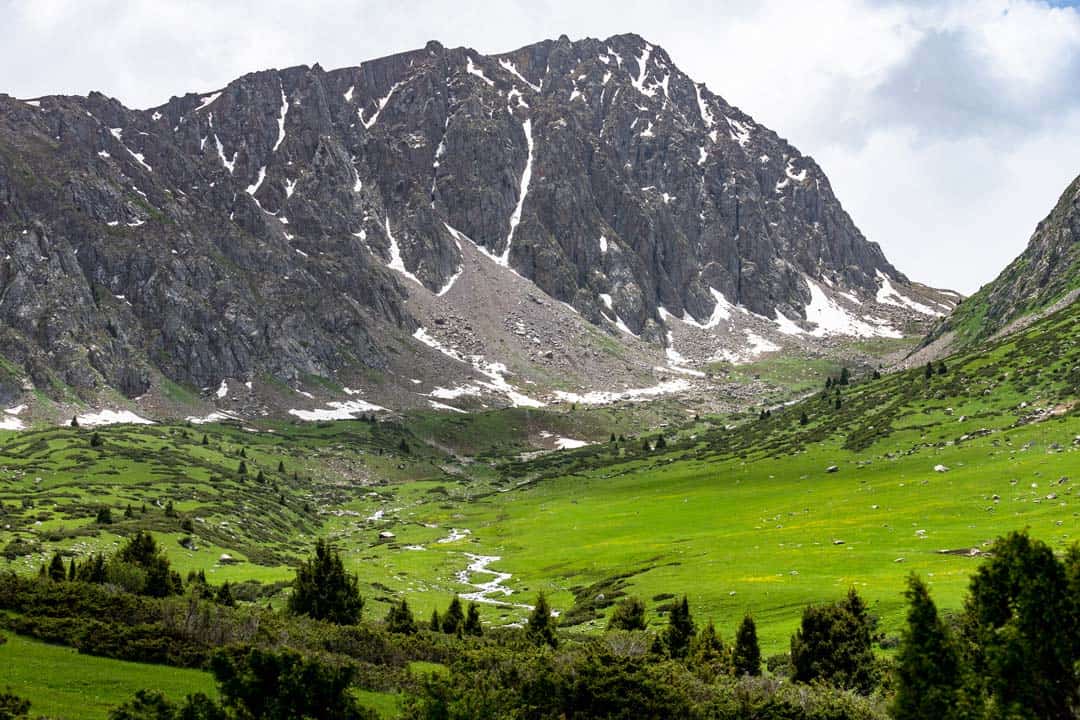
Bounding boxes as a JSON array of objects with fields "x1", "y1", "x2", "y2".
[
  {"x1": 201, "y1": 434, "x2": 209, "y2": 446},
  {"x1": 238, "y1": 460, "x2": 247, "y2": 476},
  {"x1": 464, "y1": 602, "x2": 483, "y2": 636},
  {"x1": 691, "y1": 619, "x2": 726, "y2": 668},
  {"x1": 835, "y1": 398, "x2": 842, "y2": 410},
  {"x1": 217, "y1": 581, "x2": 236, "y2": 607},
  {"x1": 429, "y1": 609, "x2": 440, "y2": 632},
  {"x1": 441, "y1": 596, "x2": 464, "y2": 635},
  {"x1": 286, "y1": 539, "x2": 364, "y2": 624},
  {"x1": 872, "y1": 369, "x2": 882, "y2": 380},
  {"x1": 610, "y1": 433, "x2": 617, "y2": 443},
  {"x1": 47, "y1": 553, "x2": 66, "y2": 582},
  {"x1": 799, "y1": 411, "x2": 809, "y2": 426},
  {"x1": 278, "y1": 460, "x2": 285, "y2": 473},
  {"x1": 925, "y1": 362, "x2": 934, "y2": 379},
  {"x1": 791, "y1": 588, "x2": 877, "y2": 694},
  {"x1": 239, "y1": 447, "x2": 247, "y2": 458},
  {"x1": 664, "y1": 595, "x2": 695, "y2": 659},
  {"x1": 641, "y1": 439, "x2": 651, "y2": 452},
  {"x1": 123, "y1": 504, "x2": 134, "y2": 519},
  {"x1": 839, "y1": 367, "x2": 850, "y2": 386},
  {"x1": 937, "y1": 361, "x2": 948, "y2": 375},
  {"x1": 733, "y1": 613, "x2": 762, "y2": 676},
  {"x1": 70, "y1": 415, "x2": 79, "y2": 428},
  {"x1": 67, "y1": 558, "x2": 77, "y2": 582},
  {"x1": 607, "y1": 596, "x2": 647, "y2": 631},
  {"x1": 90, "y1": 432, "x2": 103, "y2": 448},
  {"x1": 825, "y1": 376, "x2": 833, "y2": 390},
  {"x1": 526, "y1": 592, "x2": 558, "y2": 648},
  {"x1": 386, "y1": 597, "x2": 418, "y2": 635},
  {"x1": 892, "y1": 575, "x2": 967, "y2": 720},
  {"x1": 95, "y1": 506, "x2": 113, "y2": 524},
  {"x1": 398, "y1": 438, "x2": 410, "y2": 455},
  {"x1": 256, "y1": 470, "x2": 266, "y2": 484},
  {"x1": 164, "y1": 500, "x2": 176, "y2": 517},
  {"x1": 655, "y1": 435, "x2": 667, "y2": 450}
]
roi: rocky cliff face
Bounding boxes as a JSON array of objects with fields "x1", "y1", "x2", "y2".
[
  {"x1": 924, "y1": 174, "x2": 1080, "y2": 353},
  {"x1": 0, "y1": 33, "x2": 952, "y2": 417}
]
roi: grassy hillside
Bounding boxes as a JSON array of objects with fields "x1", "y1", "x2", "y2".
[{"x1": 1, "y1": 300, "x2": 1078, "y2": 663}]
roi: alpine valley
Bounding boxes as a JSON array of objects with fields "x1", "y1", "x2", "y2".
[{"x1": 2, "y1": 31, "x2": 1080, "y2": 720}]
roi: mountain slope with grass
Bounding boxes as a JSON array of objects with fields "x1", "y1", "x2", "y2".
[{"x1": 924, "y1": 172, "x2": 1080, "y2": 354}]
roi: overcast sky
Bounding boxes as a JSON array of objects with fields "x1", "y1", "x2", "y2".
[{"x1": 4, "y1": 0, "x2": 1080, "y2": 293}]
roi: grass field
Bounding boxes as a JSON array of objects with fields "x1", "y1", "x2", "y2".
[{"x1": 0, "y1": 631, "x2": 216, "y2": 719}]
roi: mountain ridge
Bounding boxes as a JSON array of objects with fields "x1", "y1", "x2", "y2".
[{"x1": 0, "y1": 32, "x2": 954, "y2": 421}]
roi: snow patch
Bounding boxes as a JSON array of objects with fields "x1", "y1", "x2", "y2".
[
  {"x1": 875, "y1": 270, "x2": 944, "y2": 316},
  {"x1": 215, "y1": 380, "x2": 229, "y2": 399},
  {"x1": 195, "y1": 92, "x2": 221, "y2": 111},
  {"x1": 414, "y1": 328, "x2": 544, "y2": 408},
  {"x1": 245, "y1": 166, "x2": 266, "y2": 196},
  {"x1": 466, "y1": 56, "x2": 495, "y2": 86},
  {"x1": 630, "y1": 43, "x2": 655, "y2": 97},
  {"x1": 499, "y1": 118, "x2": 533, "y2": 267},
  {"x1": 75, "y1": 410, "x2": 154, "y2": 427},
  {"x1": 553, "y1": 379, "x2": 691, "y2": 406},
  {"x1": 498, "y1": 59, "x2": 541, "y2": 92},
  {"x1": 360, "y1": 81, "x2": 405, "y2": 129},
  {"x1": 288, "y1": 399, "x2": 385, "y2": 421},
  {"x1": 804, "y1": 276, "x2": 901, "y2": 338},
  {"x1": 272, "y1": 86, "x2": 289, "y2": 152},
  {"x1": 385, "y1": 218, "x2": 423, "y2": 286}
]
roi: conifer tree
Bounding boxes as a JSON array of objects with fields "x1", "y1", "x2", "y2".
[
  {"x1": 733, "y1": 613, "x2": 762, "y2": 676},
  {"x1": 607, "y1": 596, "x2": 647, "y2": 631},
  {"x1": 47, "y1": 553, "x2": 66, "y2": 582},
  {"x1": 464, "y1": 602, "x2": 483, "y2": 636},
  {"x1": 386, "y1": 597, "x2": 418, "y2": 635},
  {"x1": 664, "y1": 595, "x2": 695, "y2": 659},
  {"x1": 441, "y1": 596, "x2": 464, "y2": 635},
  {"x1": 526, "y1": 592, "x2": 558, "y2": 648},
  {"x1": 286, "y1": 539, "x2": 364, "y2": 624},
  {"x1": 892, "y1": 575, "x2": 968, "y2": 720},
  {"x1": 429, "y1": 609, "x2": 440, "y2": 632}
]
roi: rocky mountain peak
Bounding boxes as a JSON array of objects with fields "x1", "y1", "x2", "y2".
[{"x1": 0, "y1": 33, "x2": 955, "y2": 421}]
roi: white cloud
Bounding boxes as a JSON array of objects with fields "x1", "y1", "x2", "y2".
[{"x1": 3, "y1": 0, "x2": 1079, "y2": 293}]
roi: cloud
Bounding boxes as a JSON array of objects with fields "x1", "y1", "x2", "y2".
[{"x1": 2, "y1": 0, "x2": 1079, "y2": 293}]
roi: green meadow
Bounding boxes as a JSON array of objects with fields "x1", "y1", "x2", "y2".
[{"x1": 1, "y1": 296, "x2": 1078, "y2": 692}]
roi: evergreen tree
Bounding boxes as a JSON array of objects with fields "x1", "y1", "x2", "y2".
[
  {"x1": 239, "y1": 447, "x2": 247, "y2": 458},
  {"x1": 607, "y1": 596, "x2": 647, "y2": 631},
  {"x1": 201, "y1": 434, "x2": 209, "y2": 446},
  {"x1": 835, "y1": 397, "x2": 842, "y2": 410},
  {"x1": 47, "y1": 553, "x2": 66, "y2": 582},
  {"x1": 441, "y1": 596, "x2": 464, "y2": 635},
  {"x1": 733, "y1": 613, "x2": 762, "y2": 676},
  {"x1": 90, "y1": 432, "x2": 103, "y2": 448},
  {"x1": 641, "y1": 439, "x2": 651, "y2": 452},
  {"x1": 70, "y1": 415, "x2": 79, "y2": 428},
  {"x1": 398, "y1": 438, "x2": 410, "y2": 455},
  {"x1": 664, "y1": 595, "x2": 695, "y2": 659},
  {"x1": 872, "y1": 369, "x2": 882, "y2": 380},
  {"x1": 96, "y1": 506, "x2": 113, "y2": 524},
  {"x1": 429, "y1": 609, "x2": 440, "y2": 632},
  {"x1": 67, "y1": 558, "x2": 77, "y2": 582},
  {"x1": 385, "y1": 597, "x2": 418, "y2": 635},
  {"x1": 925, "y1": 362, "x2": 934, "y2": 379},
  {"x1": 791, "y1": 588, "x2": 876, "y2": 694},
  {"x1": 691, "y1": 620, "x2": 727, "y2": 670},
  {"x1": 799, "y1": 411, "x2": 809, "y2": 426},
  {"x1": 527, "y1": 592, "x2": 558, "y2": 648},
  {"x1": 609, "y1": 433, "x2": 617, "y2": 443},
  {"x1": 938, "y1": 361, "x2": 948, "y2": 375},
  {"x1": 0, "y1": 689, "x2": 31, "y2": 720},
  {"x1": 164, "y1": 500, "x2": 176, "y2": 517},
  {"x1": 839, "y1": 367, "x2": 850, "y2": 386},
  {"x1": 464, "y1": 602, "x2": 483, "y2": 636},
  {"x1": 216, "y1": 581, "x2": 235, "y2": 607},
  {"x1": 825, "y1": 376, "x2": 833, "y2": 389},
  {"x1": 277, "y1": 460, "x2": 285, "y2": 473},
  {"x1": 255, "y1": 470, "x2": 265, "y2": 484},
  {"x1": 117, "y1": 531, "x2": 183, "y2": 597},
  {"x1": 237, "y1": 461, "x2": 247, "y2": 476},
  {"x1": 962, "y1": 531, "x2": 1077, "y2": 717},
  {"x1": 892, "y1": 575, "x2": 969, "y2": 720},
  {"x1": 655, "y1": 435, "x2": 667, "y2": 450},
  {"x1": 286, "y1": 538, "x2": 364, "y2": 625},
  {"x1": 124, "y1": 504, "x2": 134, "y2": 519}
]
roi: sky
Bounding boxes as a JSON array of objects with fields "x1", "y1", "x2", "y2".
[{"x1": 4, "y1": 0, "x2": 1080, "y2": 293}]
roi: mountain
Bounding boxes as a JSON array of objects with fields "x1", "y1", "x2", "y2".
[
  {"x1": 0, "y1": 33, "x2": 955, "y2": 423},
  {"x1": 923, "y1": 173, "x2": 1080, "y2": 354}
]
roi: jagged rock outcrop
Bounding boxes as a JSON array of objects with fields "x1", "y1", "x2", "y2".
[
  {"x1": 0, "y1": 33, "x2": 946, "y2": 405},
  {"x1": 924, "y1": 174, "x2": 1080, "y2": 351}
]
